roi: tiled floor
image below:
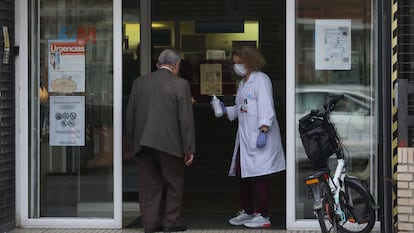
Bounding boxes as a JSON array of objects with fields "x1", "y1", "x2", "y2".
[
  {"x1": 9, "y1": 215, "x2": 382, "y2": 233},
  {"x1": 9, "y1": 228, "x2": 382, "y2": 233},
  {"x1": 10, "y1": 229, "x2": 323, "y2": 233}
]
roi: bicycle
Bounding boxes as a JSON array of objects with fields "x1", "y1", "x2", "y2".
[{"x1": 299, "y1": 94, "x2": 378, "y2": 233}]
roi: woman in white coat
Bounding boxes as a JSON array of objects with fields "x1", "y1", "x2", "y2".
[{"x1": 216, "y1": 46, "x2": 286, "y2": 228}]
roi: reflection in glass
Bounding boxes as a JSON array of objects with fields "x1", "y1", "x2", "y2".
[
  {"x1": 294, "y1": 0, "x2": 376, "y2": 219},
  {"x1": 122, "y1": 0, "x2": 141, "y2": 209},
  {"x1": 31, "y1": 0, "x2": 114, "y2": 218}
]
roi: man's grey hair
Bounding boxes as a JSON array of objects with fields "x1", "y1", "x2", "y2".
[{"x1": 158, "y1": 49, "x2": 181, "y2": 65}]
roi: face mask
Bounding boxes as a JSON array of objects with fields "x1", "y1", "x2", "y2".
[{"x1": 233, "y1": 64, "x2": 247, "y2": 77}]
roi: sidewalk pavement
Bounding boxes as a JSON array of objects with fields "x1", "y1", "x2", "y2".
[
  {"x1": 10, "y1": 228, "x2": 382, "y2": 233},
  {"x1": 11, "y1": 229, "x2": 324, "y2": 233}
]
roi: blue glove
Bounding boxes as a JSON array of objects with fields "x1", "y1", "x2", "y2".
[{"x1": 256, "y1": 131, "x2": 267, "y2": 148}]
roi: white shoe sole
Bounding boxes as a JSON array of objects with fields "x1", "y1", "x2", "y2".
[
  {"x1": 243, "y1": 222, "x2": 271, "y2": 228},
  {"x1": 229, "y1": 219, "x2": 251, "y2": 226}
]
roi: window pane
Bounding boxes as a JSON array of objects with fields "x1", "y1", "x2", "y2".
[
  {"x1": 294, "y1": 0, "x2": 377, "y2": 219},
  {"x1": 30, "y1": 0, "x2": 114, "y2": 218},
  {"x1": 122, "y1": 0, "x2": 140, "y2": 205}
]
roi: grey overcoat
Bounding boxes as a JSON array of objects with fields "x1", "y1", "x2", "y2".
[{"x1": 126, "y1": 68, "x2": 196, "y2": 158}]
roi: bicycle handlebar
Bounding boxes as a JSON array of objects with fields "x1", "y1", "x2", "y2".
[
  {"x1": 323, "y1": 94, "x2": 345, "y2": 112},
  {"x1": 305, "y1": 94, "x2": 345, "y2": 119}
]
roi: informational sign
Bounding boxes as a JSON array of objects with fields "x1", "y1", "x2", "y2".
[
  {"x1": 48, "y1": 39, "x2": 85, "y2": 93},
  {"x1": 200, "y1": 64, "x2": 222, "y2": 95},
  {"x1": 2, "y1": 27, "x2": 10, "y2": 64},
  {"x1": 315, "y1": 19, "x2": 351, "y2": 70},
  {"x1": 50, "y1": 96, "x2": 85, "y2": 146}
]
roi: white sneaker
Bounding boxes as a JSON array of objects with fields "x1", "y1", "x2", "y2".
[
  {"x1": 243, "y1": 213, "x2": 271, "y2": 228},
  {"x1": 228, "y1": 210, "x2": 254, "y2": 226}
]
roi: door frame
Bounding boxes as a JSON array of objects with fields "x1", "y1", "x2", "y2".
[{"x1": 285, "y1": 0, "x2": 321, "y2": 230}]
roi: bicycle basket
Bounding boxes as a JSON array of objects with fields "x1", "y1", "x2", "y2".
[{"x1": 298, "y1": 111, "x2": 339, "y2": 169}]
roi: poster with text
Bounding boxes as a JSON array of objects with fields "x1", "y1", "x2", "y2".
[
  {"x1": 200, "y1": 64, "x2": 222, "y2": 95},
  {"x1": 315, "y1": 19, "x2": 351, "y2": 70},
  {"x1": 50, "y1": 96, "x2": 85, "y2": 146},
  {"x1": 48, "y1": 39, "x2": 85, "y2": 93}
]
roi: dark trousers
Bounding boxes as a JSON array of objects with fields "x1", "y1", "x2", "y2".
[
  {"x1": 236, "y1": 152, "x2": 270, "y2": 217},
  {"x1": 136, "y1": 147, "x2": 185, "y2": 230}
]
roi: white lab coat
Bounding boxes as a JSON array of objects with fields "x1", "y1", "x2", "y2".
[{"x1": 226, "y1": 71, "x2": 286, "y2": 178}]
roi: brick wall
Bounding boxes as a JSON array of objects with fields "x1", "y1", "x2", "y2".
[{"x1": 397, "y1": 148, "x2": 414, "y2": 232}]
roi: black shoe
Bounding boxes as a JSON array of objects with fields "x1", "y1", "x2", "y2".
[
  {"x1": 153, "y1": 226, "x2": 164, "y2": 232},
  {"x1": 163, "y1": 224, "x2": 187, "y2": 232},
  {"x1": 145, "y1": 226, "x2": 163, "y2": 233}
]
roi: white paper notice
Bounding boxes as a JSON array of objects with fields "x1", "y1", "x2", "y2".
[
  {"x1": 50, "y1": 96, "x2": 85, "y2": 146},
  {"x1": 48, "y1": 40, "x2": 86, "y2": 93},
  {"x1": 315, "y1": 19, "x2": 351, "y2": 70},
  {"x1": 200, "y1": 64, "x2": 222, "y2": 95}
]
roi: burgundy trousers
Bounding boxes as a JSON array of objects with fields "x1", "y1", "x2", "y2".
[{"x1": 236, "y1": 152, "x2": 271, "y2": 217}]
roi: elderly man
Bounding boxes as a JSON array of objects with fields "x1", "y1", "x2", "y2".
[{"x1": 126, "y1": 49, "x2": 196, "y2": 233}]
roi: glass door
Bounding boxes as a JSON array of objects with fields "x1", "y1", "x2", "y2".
[
  {"x1": 22, "y1": 0, "x2": 122, "y2": 228},
  {"x1": 286, "y1": 0, "x2": 378, "y2": 230}
]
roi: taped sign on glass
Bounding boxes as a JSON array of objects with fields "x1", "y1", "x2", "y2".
[
  {"x1": 2, "y1": 26, "x2": 10, "y2": 64},
  {"x1": 315, "y1": 19, "x2": 351, "y2": 70}
]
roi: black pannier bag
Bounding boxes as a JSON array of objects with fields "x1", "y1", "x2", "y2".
[{"x1": 299, "y1": 111, "x2": 339, "y2": 169}]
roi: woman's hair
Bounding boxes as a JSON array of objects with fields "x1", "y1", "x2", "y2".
[
  {"x1": 158, "y1": 49, "x2": 181, "y2": 65},
  {"x1": 231, "y1": 46, "x2": 266, "y2": 71}
]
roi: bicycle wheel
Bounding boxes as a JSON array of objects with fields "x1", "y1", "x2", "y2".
[
  {"x1": 315, "y1": 181, "x2": 335, "y2": 233},
  {"x1": 337, "y1": 179, "x2": 376, "y2": 233}
]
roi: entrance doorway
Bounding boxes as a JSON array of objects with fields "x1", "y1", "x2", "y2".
[{"x1": 121, "y1": 0, "x2": 287, "y2": 229}]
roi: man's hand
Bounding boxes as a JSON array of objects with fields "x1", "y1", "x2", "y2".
[
  {"x1": 184, "y1": 153, "x2": 194, "y2": 166},
  {"x1": 256, "y1": 131, "x2": 267, "y2": 148}
]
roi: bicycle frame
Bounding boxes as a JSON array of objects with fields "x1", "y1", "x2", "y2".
[{"x1": 330, "y1": 158, "x2": 347, "y2": 222}]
